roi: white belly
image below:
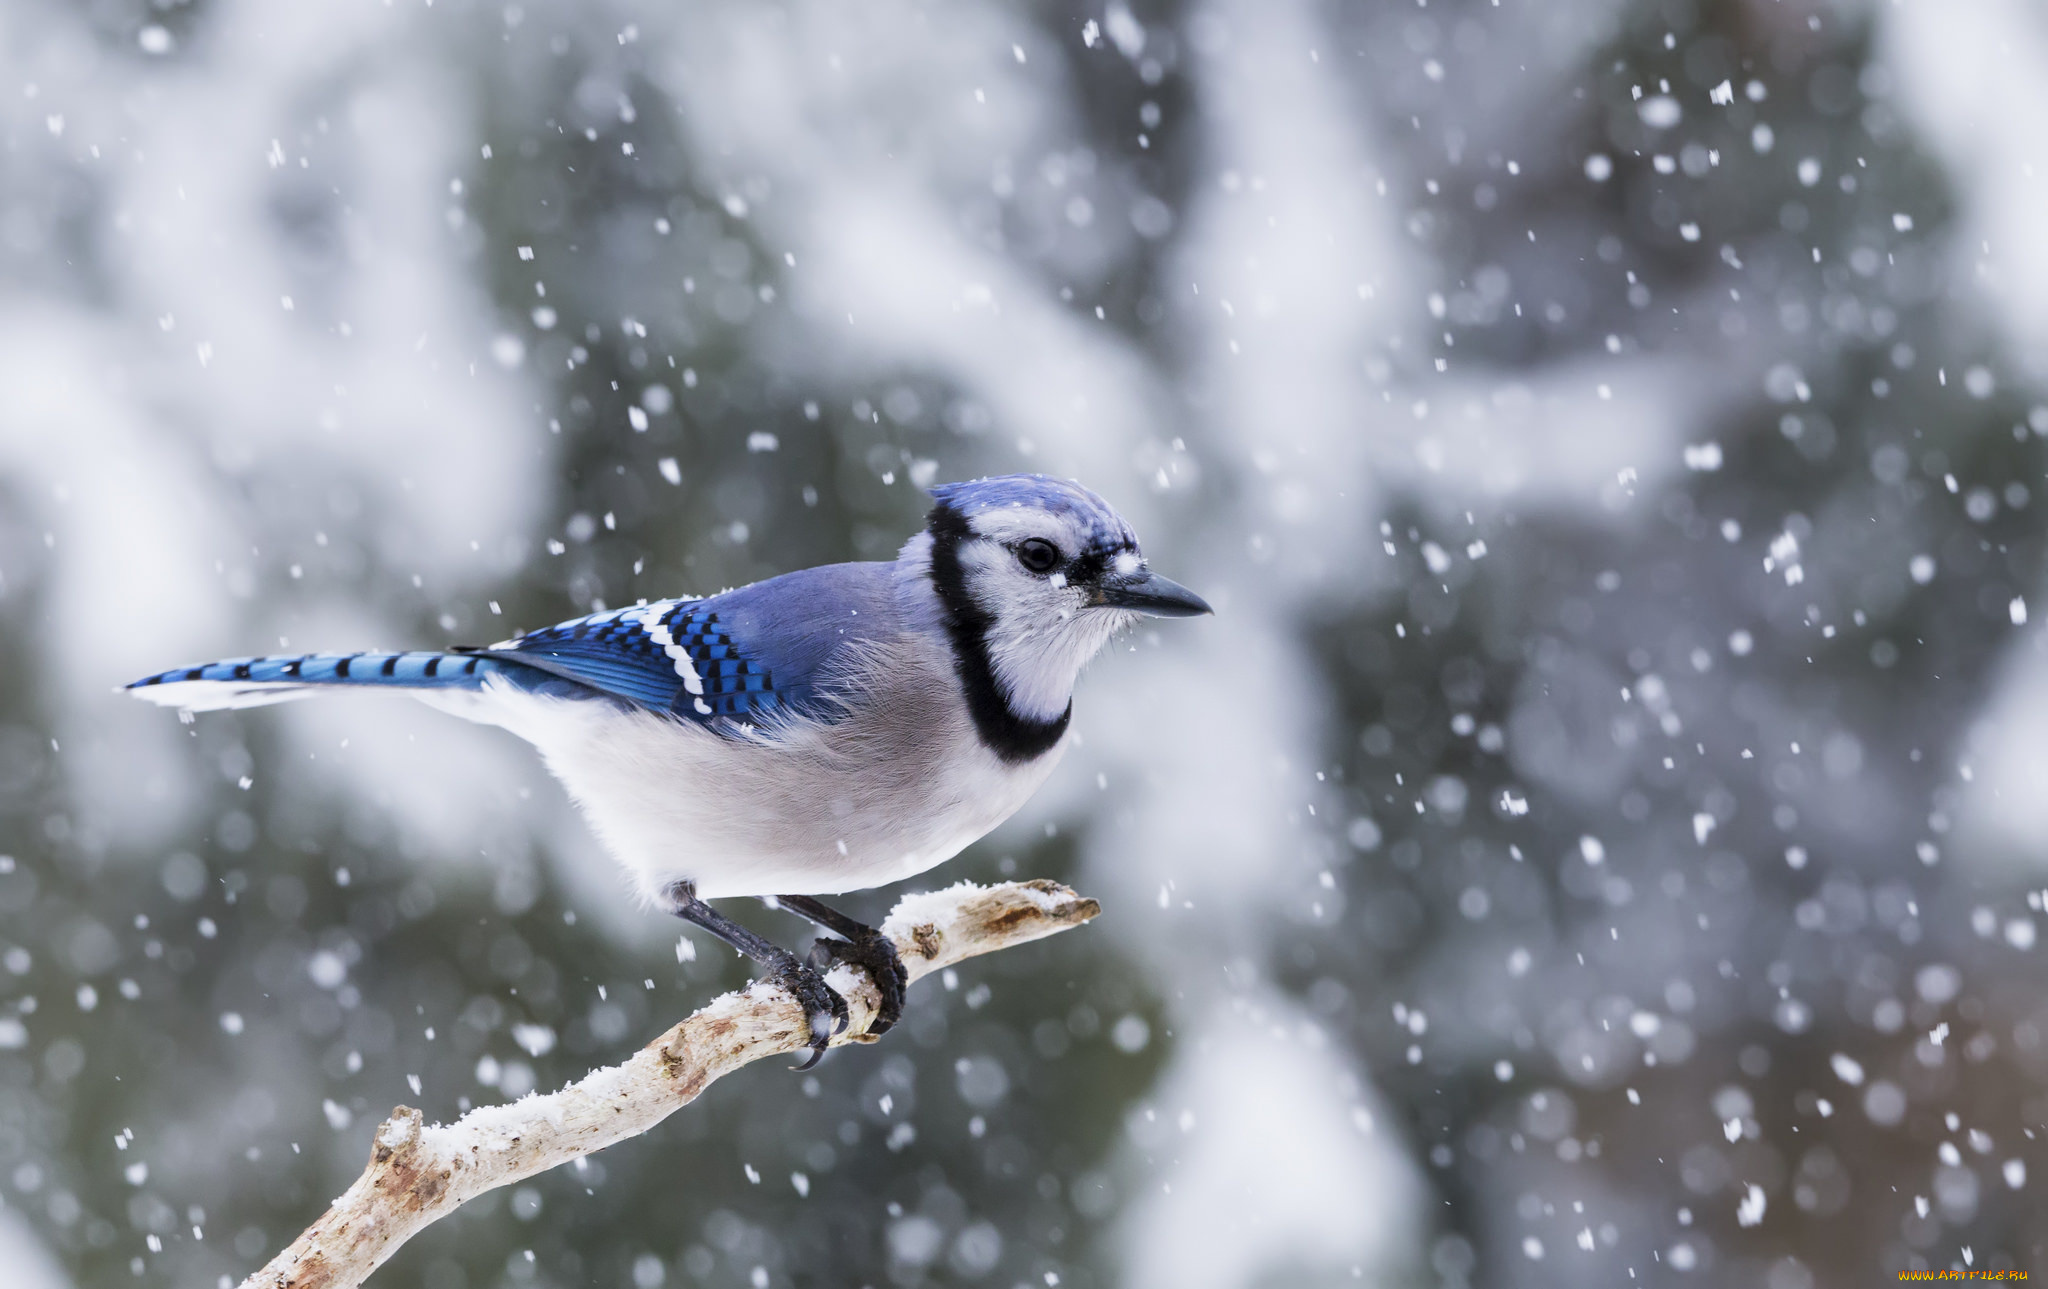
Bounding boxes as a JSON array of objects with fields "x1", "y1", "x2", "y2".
[{"x1": 431, "y1": 660, "x2": 1063, "y2": 902}]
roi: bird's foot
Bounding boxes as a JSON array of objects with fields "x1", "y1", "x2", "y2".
[
  {"x1": 806, "y1": 930, "x2": 908, "y2": 1037},
  {"x1": 771, "y1": 956, "x2": 849, "y2": 1070}
]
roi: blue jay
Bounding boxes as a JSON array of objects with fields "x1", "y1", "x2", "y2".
[{"x1": 129, "y1": 474, "x2": 1210, "y2": 1064}]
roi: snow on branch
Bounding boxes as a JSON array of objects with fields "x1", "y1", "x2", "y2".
[{"x1": 239, "y1": 880, "x2": 1100, "y2": 1289}]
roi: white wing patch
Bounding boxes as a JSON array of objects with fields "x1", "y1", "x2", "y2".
[{"x1": 638, "y1": 604, "x2": 715, "y2": 716}]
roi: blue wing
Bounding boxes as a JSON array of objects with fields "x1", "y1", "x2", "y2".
[
  {"x1": 125, "y1": 562, "x2": 904, "y2": 729},
  {"x1": 490, "y1": 599, "x2": 789, "y2": 720},
  {"x1": 486, "y1": 561, "x2": 899, "y2": 728}
]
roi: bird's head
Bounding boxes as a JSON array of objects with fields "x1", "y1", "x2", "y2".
[{"x1": 907, "y1": 474, "x2": 1210, "y2": 737}]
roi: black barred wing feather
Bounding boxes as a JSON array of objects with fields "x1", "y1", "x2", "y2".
[{"x1": 490, "y1": 599, "x2": 799, "y2": 725}]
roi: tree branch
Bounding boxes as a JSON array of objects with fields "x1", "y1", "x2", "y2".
[{"x1": 238, "y1": 880, "x2": 1100, "y2": 1289}]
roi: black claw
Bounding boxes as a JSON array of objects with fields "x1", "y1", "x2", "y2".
[
  {"x1": 804, "y1": 939, "x2": 838, "y2": 978},
  {"x1": 809, "y1": 931, "x2": 909, "y2": 1036},
  {"x1": 772, "y1": 958, "x2": 848, "y2": 1068},
  {"x1": 660, "y1": 886, "x2": 853, "y2": 1070}
]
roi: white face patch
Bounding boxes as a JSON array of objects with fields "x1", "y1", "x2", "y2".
[
  {"x1": 951, "y1": 539, "x2": 1128, "y2": 720},
  {"x1": 938, "y1": 500, "x2": 1148, "y2": 721}
]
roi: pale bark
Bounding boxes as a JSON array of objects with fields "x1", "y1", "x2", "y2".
[{"x1": 239, "y1": 880, "x2": 1100, "y2": 1289}]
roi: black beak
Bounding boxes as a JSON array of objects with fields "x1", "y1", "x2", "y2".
[{"x1": 1093, "y1": 568, "x2": 1214, "y2": 618}]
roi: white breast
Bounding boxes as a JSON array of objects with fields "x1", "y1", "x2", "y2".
[{"x1": 425, "y1": 636, "x2": 1063, "y2": 902}]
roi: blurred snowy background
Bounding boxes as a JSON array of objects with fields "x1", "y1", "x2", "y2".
[{"x1": 3, "y1": 0, "x2": 2047, "y2": 1285}]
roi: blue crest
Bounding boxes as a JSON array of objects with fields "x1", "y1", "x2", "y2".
[{"x1": 927, "y1": 473, "x2": 1139, "y2": 554}]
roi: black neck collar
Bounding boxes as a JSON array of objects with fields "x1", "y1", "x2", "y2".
[{"x1": 925, "y1": 502, "x2": 1070, "y2": 763}]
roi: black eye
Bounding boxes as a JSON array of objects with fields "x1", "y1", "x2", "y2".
[{"x1": 1016, "y1": 538, "x2": 1060, "y2": 574}]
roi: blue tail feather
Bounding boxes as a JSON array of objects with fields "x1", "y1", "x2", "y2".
[{"x1": 125, "y1": 650, "x2": 537, "y2": 712}]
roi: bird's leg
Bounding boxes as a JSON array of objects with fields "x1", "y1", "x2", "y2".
[
  {"x1": 661, "y1": 882, "x2": 847, "y2": 1069},
  {"x1": 770, "y1": 894, "x2": 909, "y2": 1037}
]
